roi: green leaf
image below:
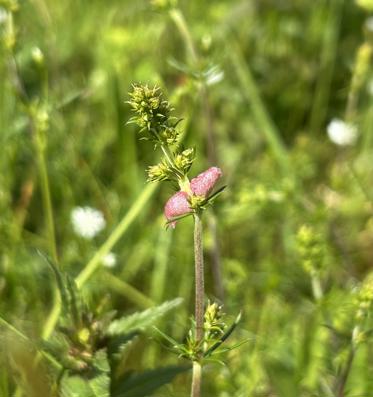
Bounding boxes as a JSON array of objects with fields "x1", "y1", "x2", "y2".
[
  {"x1": 204, "y1": 311, "x2": 242, "y2": 357},
  {"x1": 61, "y1": 351, "x2": 110, "y2": 397},
  {"x1": 37, "y1": 250, "x2": 70, "y2": 310},
  {"x1": 112, "y1": 365, "x2": 190, "y2": 397},
  {"x1": 38, "y1": 250, "x2": 85, "y2": 328},
  {"x1": 107, "y1": 298, "x2": 183, "y2": 336}
]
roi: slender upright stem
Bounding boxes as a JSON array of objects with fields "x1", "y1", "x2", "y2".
[
  {"x1": 168, "y1": 7, "x2": 224, "y2": 302},
  {"x1": 191, "y1": 361, "x2": 202, "y2": 397},
  {"x1": 169, "y1": 8, "x2": 198, "y2": 64},
  {"x1": 34, "y1": 125, "x2": 61, "y2": 341},
  {"x1": 311, "y1": 275, "x2": 323, "y2": 302},
  {"x1": 34, "y1": 129, "x2": 58, "y2": 264},
  {"x1": 335, "y1": 345, "x2": 355, "y2": 397},
  {"x1": 192, "y1": 211, "x2": 204, "y2": 397}
]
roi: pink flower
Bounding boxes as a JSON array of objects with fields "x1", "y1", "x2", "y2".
[
  {"x1": 190, "y1": 167, "x2": 222, "y2": 196},
  {"x1": 164, "y1": 167, "x2": 223, "y2": 228},
  {"x1": 164, "y1": 191, "x2": 192, "y2": 228}
]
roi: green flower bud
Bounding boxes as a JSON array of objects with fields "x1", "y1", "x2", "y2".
[
  {"x1": 174, "y1": 148, "x2": 195, "y2": 174},
  {"x1": 204, "y1": 301, "x2": 226, "y2": 338},
  {"x1": 147, "y1": 160, "x2": 173, "y2": 182},
  {"x1": 296, "y1": 225, "x2": 325, "y2": 276},
  {"x1": 356, "y1": 272, "x2": 373, "y2": 321},
  {"x1": 128, "y1": 84, "x2": 180, "y2": 145}
]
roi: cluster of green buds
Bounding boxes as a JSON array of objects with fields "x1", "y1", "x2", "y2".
[
  {"x1": 128, "y1": 84, "x2": 224, "y2": 227},
  {"x1": 147, "y1": 147, "x2": 195, "y2": 183},
  {"x1": 127, "y1": 84, "x2": 180, "y2": 147},
  {"x1": 355, "y1": 272, "x2": 373, "y2": 322},
  {"x1": 296, "y1": 225, "x2": 325, "y2": 277},
  {"x1": 203, "y1": 301, "x2": 226, "y2": 342},
  {"x1": 0, "y1": 0, "x2": 18, "y2": 50},
  {"x1": 172, "y1": 301, "x2": 239, "y2": 362}
]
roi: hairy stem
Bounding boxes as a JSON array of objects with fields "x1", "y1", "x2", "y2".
[
  {"x1": 192, "y1": 211, "x2": 204, "y2": 397},
  {"x1": 191, "y1": 361, "x2": 202, "y2": 397}
]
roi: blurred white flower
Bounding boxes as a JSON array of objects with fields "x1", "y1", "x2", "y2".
[
  {"x1": 71, "y1": 206, "x2": 106, "y2": 239},
  {"x1": 205, "y1": 66, "x2": 224, "y2": 86},
  {"x1": 327, "y1": 118, "x2": 358, "y2": 146},
  {"x1": 102, "y1": 252, "x2": 117, "y2": 268},
  {"x1": 365, "y1": 16, "x2": 373, "y2": 32},
  {"x1": 0, "y1": 7, "x2": 8, "y2": 24}
]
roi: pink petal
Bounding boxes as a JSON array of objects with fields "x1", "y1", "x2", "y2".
[
  {"x1": 190, "y1": 167, "x2": 222, "y2": 197},
  {"x1": 164, "y1": 191, "x2": 192, "y2": 228}
]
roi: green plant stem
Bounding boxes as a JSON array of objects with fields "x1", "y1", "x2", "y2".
[
  {"x1": 169, "y1": 8, "x2": 198, "y2": 64},
  {"x1": 34, "y1": 126, "x2": 61, "y2": 341},
  {"x1": 345, "y1": 42, "x2": 372, "y2": 121},
  {"x1": 192, "y1": 211, "x2": 204, "y2": 397},
  {"x1": 335, "y1": 345, "x2": 355, "y2": 397},
  {"x1": 191, "y1": 361, "x2": 202, "y2": 397},
  {"x1": 102, "y1": 270, "x2": 154, "y2": 309},
  {"x1": 311, "y1": 275, "x2": 323, "y2": 301},
  {"x1": 34, "y1": 129, "x2": 58, "y2": 264},
  {"x1": 42, "y1": 290, "x2": 61, "y2": 340}
]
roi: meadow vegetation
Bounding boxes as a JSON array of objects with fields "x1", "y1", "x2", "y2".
[{"x1": 1, "y1": 0, "x2": 373, "y2": 396}]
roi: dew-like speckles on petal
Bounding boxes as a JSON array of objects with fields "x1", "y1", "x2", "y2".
[
  {"x1": 190, "y1": 167, "x2": 222, "y2": 196},
  {"x1": 164, "y1": 191, "x2": 192, "y2": 228}
]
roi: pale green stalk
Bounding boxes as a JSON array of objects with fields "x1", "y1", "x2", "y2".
[
  {"x1": 169, "y1": 8, "x2": 198, "y2": 64},
  {"x1": 102, "y1": 270, "x2": 154, "y2": 309},
  {"x1": 345, "y1": 42, "x2": 372, "y2": 121},
  {"x1": 311, "y1": 275, "x2": 323, "y2": 301},
  {"x1": 34, "y1": 124, "x2": 61, "y2": 341},
  {"x1": 150, "y1": 222, "x2": 173, "y2": 303}
]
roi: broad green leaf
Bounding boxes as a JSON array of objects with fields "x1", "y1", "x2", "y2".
[
  {"x1": 107, "y1": 298, "x2": 183, "y2": 336},
  {"x1": 112, "y1": 365, "x2": 190, "y2": 397}
]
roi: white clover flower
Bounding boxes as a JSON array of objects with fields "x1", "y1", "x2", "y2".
[
  {"x1": 327, "y1": 118, "x2": 358, "y2": 146},
  {"x1": 71, "y1": 206, "x2": 106, "y2": 239},
  {"x1": 102, "y1": 252, "x2": 117, "y2": 268}
]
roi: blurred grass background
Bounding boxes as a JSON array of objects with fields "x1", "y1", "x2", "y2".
[{"x1": 1, "y1": 0, "x2": 373, "y2": 396}]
